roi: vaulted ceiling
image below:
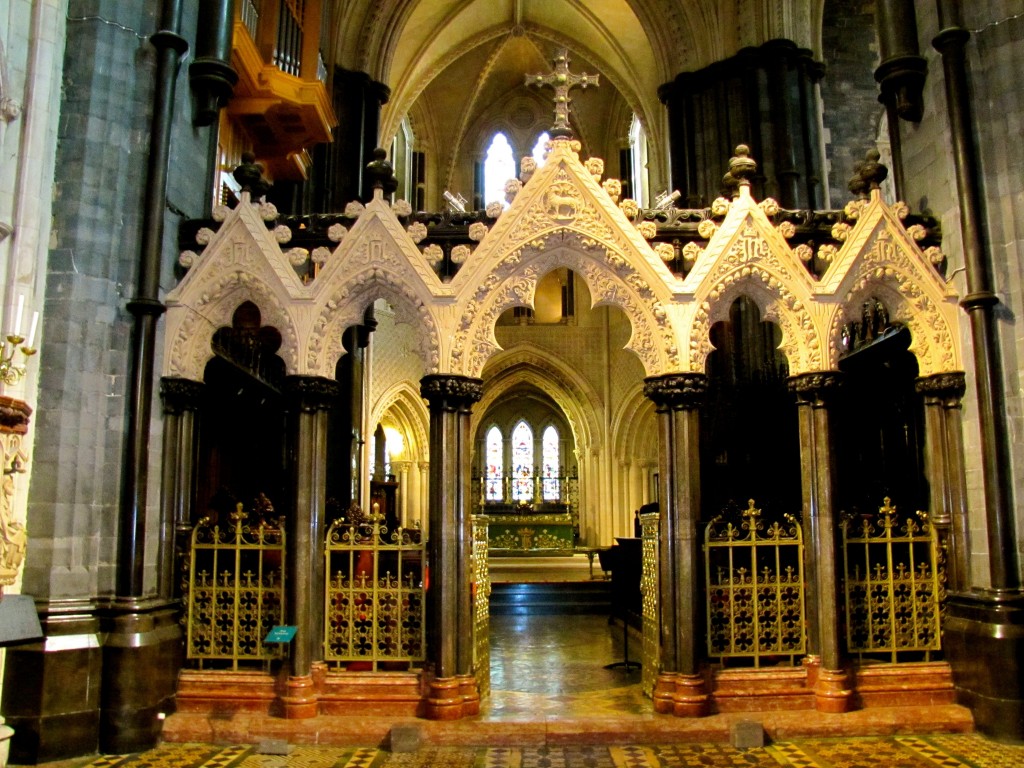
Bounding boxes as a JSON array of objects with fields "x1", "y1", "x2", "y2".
[{"x1": 331, "y1": 1, "x2": 822, "y2": 170}]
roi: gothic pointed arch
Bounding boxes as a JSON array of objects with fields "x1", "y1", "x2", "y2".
[
  {"x1": 474, "y1": 342, "x2": 603, "y2": 456},
  {"x1": 611, "y1": 385, "x2": 657, "y2": 466},
  {"x1": 683, "y1": 186, "x2": 822, "y2": 375},
  {"x1": 370, "y1": 381, "x2": 431, "y2": 465},
  {"x1": 164, "y1": 196, "x2": 304, "y2": 381},
  {"x1": 448, "y1": 138, "x2": 683, "y2": 378},
  {"x1": 819, "y1": 191, "x2": 961, "y2": 377}
]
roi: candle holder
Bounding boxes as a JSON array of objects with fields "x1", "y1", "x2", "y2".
[{"x1": 0, "y1": 335, "x2": 36, "y2": 386}]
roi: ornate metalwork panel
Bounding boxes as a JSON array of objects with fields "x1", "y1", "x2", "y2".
[
  {"x1": 324, "y1": 516, "x2": 426, "y2": 670},
  {"x1": 640, "y1": 510, "x2": 660, "y2": 698},
  {"x1": 704, "y1": 500, "x2": 805, "y2": 666},
  {"x1": 487, "y1": 513, "x2": 575, "y2": 554},
  {"x1": 186, "y1": 506, "x2": 285, "y2": 669},
  {"x1": 472, "y1": 514, "x2": 491, "y2": 699},
  {"x1": 842, "y1": 498, "x2": 944, "y2": 661}
]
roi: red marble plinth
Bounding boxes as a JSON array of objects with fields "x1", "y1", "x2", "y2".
[
  {"x1": 814, "y1": 667, "x2": 852, "y2": 713},
  {"x1": 281, "y1": 674, "x2": 319, "y2": 719},
  {"x1": 457, "y1": 674, "x2": 480, "y2": 716},
  {"x1": 424, "y1": 676, "x2": 466, "y2": 720},
  {"x1": 673, "y1": 672, "x2": 711, "y2": 717},
  {"x1": 653, "y1": 672, "x2": 678, "y2": 714}
]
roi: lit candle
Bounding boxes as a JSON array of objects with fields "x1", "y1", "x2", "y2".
[
  {"x1": 13, "y1": 294, "x2": 24, "y2": 336},
  {"x1": 26, "y1": 311, "x2": 39, "y2": 348}
]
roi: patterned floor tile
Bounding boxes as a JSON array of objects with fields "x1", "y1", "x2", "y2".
[
  {"x1": 608, "y1": 746, "x2": 657, "y2": 767},
  {"x1": 919, "y1": 733, "x2": 1024, "y2": 768},
  {"x1": 651, "y1": 744, "x2": 780, "y2": 767}
]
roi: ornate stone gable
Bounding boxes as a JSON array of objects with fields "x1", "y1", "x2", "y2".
[
  {"x1": 682, "y1": 185, "x2": 823, "y2": 374},
  {"x1": 449, "y1": 138, "x2": 682, "y2": 378},
  {"x1": 817, "y1": 190, "x2": 960, "y2": 375},
  {"x1": 164, "y1": 194, "x2": 309, "y2": 380}
]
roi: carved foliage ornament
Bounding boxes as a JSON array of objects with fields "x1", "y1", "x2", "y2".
[
  {"x1": 831, "y1": 228, "x2": 955, "y2": 375},
  {"x1": 0, "y1": 431, "x2": 28, "y2": 586}
]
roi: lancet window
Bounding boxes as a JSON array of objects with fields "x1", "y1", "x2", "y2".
[
  {"x1": 511, "y1": 420, "x2": 534, "y2": 502},
  {"x1": 485, "y1": 426, "x2": 503, "y2": 501},
  {"x1": 483, "y1": 132, "x2": 516, "y2": 208},
  {"x1": 542, "y1": 425, "x2": 560, "y2": 500}
]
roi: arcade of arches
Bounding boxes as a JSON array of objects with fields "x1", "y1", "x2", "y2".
[{"x1": 4, "y1": 1, "x2": 1024, "y2": 762}]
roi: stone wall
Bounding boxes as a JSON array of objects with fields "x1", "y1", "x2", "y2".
[
  {"x1": 904, "y1": 2, "x2": 1024, "y2": 587},
  {"x1": 819, "y1": 0, "x2": 885, "y2": 206},
  {"x1": 24, "y1": 0, "x2": 209, "y2": 600}
]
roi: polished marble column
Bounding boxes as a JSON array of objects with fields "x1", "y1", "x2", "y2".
[
  {"x1": 643, "y1": 373, "x2": 709, "y2": 717},
  {"x1": 789, "y1": 372, "x2": 850, "y2": 713},
  {"x1": 420, "y1": 374, "x2": 483, "y2": 719},
  {"x1": 282, "y1": 375, "x2": 339, "y2": 718},
  {"x1": 158, "y1": 377, "x2": 204, "y2": 600},
  {"x1": 916, "y1": 373, "x2": 969, "y2": 593}
]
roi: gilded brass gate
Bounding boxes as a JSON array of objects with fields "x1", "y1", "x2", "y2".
[
  {"x1": 639, "y1": 510, "x2": 660, "y2": 698},
  {"x1": 323, "y1": 516, "x2": 426, "y2": 669},
  {"x1": 841, "y1": 498, "x2": 944, "y2": 661},
  {"x1": 186, "y1": 506, "x2": 285, "y2": 669},
  {"x1": 472, "y1": 514, "x2": 491, "y2": 699},
  {"x1": 704, "y1": 500, "x2": 805, "y2": 666}
]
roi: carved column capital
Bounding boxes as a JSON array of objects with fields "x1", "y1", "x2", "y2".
[
  {"x1": 0, "y1": 396, "x2": 32, "y2": 434},
  {"x1": 284, "y1": 375, "x2": 341, "y2": 412},
  {"x1": 159, "y1": 377, "x2": 205, "y2": 414},
  {"x1": 643, "y1": 373, "x2": 708, "y2": 410},
  {"x1": 787, "y1": 371, "x2": 843, "y2": 405},
  {"x1": 915, "y1": 371, "x2": 966, "y2": 403},
  {"x1": 420, "y1": 374, "x2": 483, "y2": 411}
]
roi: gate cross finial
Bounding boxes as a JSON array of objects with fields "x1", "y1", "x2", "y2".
[{"x1": 526, "y1": 49, "x2": 599, "y2": 138}]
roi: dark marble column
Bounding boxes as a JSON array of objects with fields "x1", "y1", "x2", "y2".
[
  {"x1": 420, "y1": 374, "x2": 483, "y2": 720},
  {"x1": 158, "y1": 377, "x2": 204, "y2": 600},
  {"x1": 643, "y1": 373, "x2": 709, "y2": 717},
  {"x1": 874, "y1": 0, "x2": 927, "y2": 200},
  {"x1": 658, "y1": 40, "x2": 825, "y2": 208},
  {"x1": 916, "y1": 373, "x2": 969, "y2": 593},
  {"x1": 934, "y1": 2, "x2": 1024, "y2": 740},
  {"x1": 329, "y1": 69, "x2": 391, "y2": 207},
  {"x1": 788, "y1": 372, "x2": 850, "y2": 713},
  {"x1": 281, "y1": 376, "x2": 339, "y2": 718}
]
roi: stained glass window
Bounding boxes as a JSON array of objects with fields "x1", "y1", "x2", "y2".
[
  {"x1": 542, "y1": 425, "x2": 560, "y2": 500},
  {"x1": 511, "y1": 421, "x2": 534, "y2": 502},
  {"x1": 532, "y1": 132, "x2": 550, "y2": 167},
  {"x1": 484, "y1": 132, "x2": 516, "y2": 209},
  {"x1": 485, "y1": 426, "x2": 503, "y2": 501}
]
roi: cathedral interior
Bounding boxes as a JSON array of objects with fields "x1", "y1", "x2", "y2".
[{"x1": 2, "y1": 0, "x2": 1024, "y2": 763}]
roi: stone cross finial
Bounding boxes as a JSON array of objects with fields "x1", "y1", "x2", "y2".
[{"x1": 526, "y1": 49, "x2": 599, "y2": 138}]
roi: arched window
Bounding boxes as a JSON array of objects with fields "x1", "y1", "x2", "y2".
[
  {"x1": 485, "y1": 426, "x2": 503, "y2": 501},
  {"x1": 532, "y1": 132, "x2": 550, "y2": 167},
  {"x1": 484, "y1": 132, "x2": 516, "y2": 208},
  {"x1": 542, "y1": 425, "x2": 560, "y2": 500},
  {"x1": 511, "y1": 420, "x2": 534, "y2": 502}
]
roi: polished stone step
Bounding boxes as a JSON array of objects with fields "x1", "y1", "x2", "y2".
[{"x1": 489, "y1": 580, "x2": 611, "y2": 615}]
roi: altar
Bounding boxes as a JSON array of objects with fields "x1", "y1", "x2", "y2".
[{"x1": 480, "y1": 502, "x2": 576, "y2": 556}]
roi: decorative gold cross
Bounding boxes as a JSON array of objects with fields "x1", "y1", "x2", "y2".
[{"x1": 526, "y1": 49, "x2": 599, "y2": 137}]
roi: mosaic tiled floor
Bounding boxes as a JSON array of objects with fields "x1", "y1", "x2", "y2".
[{"x1": 30, "y1": 735, "x2": 1024, "y2": 768}]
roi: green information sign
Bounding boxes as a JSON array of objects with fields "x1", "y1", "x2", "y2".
[{"x1": 265, "y1": 625, "x2": 297, "y2": 643}]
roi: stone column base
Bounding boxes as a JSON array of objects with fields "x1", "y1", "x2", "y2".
[
  {"x1": 652, "y1": 672, "x2": 678, "y2": 714},
  {"x1": 652, "y1": 672, "x2": 710, "y2": 717},
  {"x1": 813, "y1": 667, "x2": 852, "y2": 713},
  {"x1": 457, "y1": 674, "x2": 480, "y2": 716},
  {"x1": 424, "y1": 676, "x2": 470, "y2": 720},
  {"x1": 944, "y1": 589, "x2": 1024, "y2": 740},
  {"x1": 281, "y1": 675, "x2": 318, "y2": 719}
]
